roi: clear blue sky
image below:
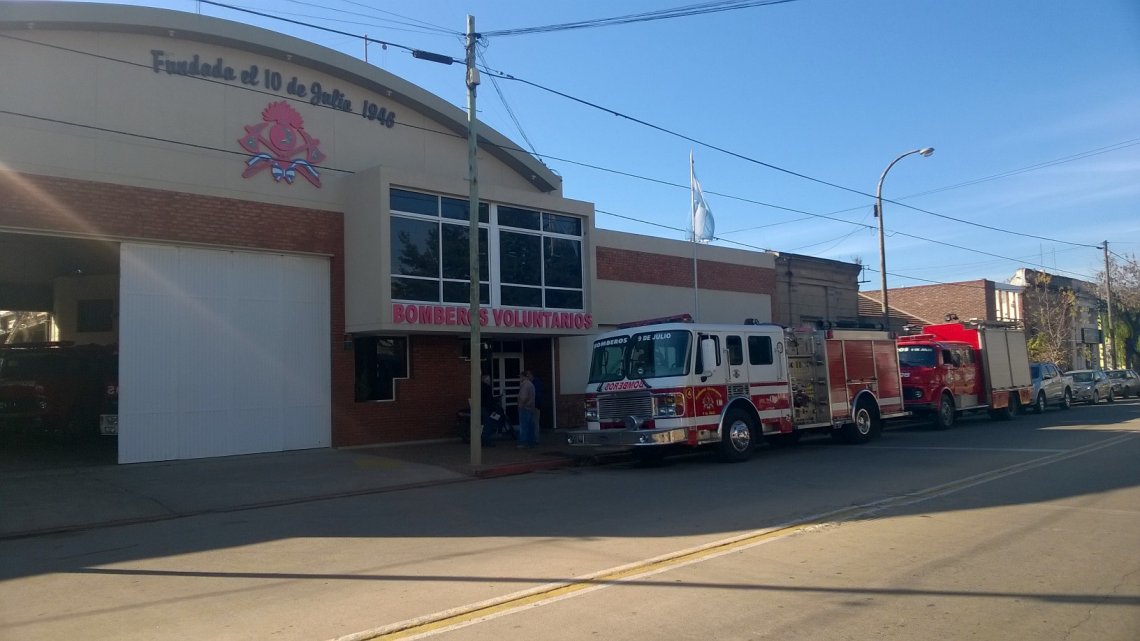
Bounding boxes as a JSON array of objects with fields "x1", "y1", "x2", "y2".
[{"x1": 85, "y1": 0, "x2": 1140, "y2": 289}]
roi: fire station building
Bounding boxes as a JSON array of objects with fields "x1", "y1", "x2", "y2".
[{"x1": 0, "y1": 2, "x2": 779, "y2": 464}]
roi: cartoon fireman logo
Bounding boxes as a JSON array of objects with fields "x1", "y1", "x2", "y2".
[{"x1": 238, "y1": 101, "x2": 326, "y2": 187}]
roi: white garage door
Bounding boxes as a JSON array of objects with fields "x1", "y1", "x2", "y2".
[{"x1": 118, "y1": 243, "x2": 330, "y2": 464}]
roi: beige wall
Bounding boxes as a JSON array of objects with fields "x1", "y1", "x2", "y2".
[
  {"x1": 774, "y1": 254, "x2": 861, "y2": 327},
  {"x1": 52, "y1": 274, "x2": 118, "y2": 345},
  {"x1": 0, "y1": 6, "x2": 558, "y2": 213}
]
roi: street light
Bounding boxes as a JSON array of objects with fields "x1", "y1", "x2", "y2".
[{"x1": 876, "y1": 147, "x2": 934, "y2": 332}]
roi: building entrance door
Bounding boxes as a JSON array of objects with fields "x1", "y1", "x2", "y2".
[{"x1": 491, "y1": 352, "x2": 523, "y2": 425}]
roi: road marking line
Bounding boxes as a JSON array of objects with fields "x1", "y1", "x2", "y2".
[{"x1": 330, "y1": 432, "x2": 1136, "y2": 641}]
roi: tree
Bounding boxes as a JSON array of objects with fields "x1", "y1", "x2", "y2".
[
  {"x1": 1022, "y1": 272, "x2": 1077, "y2": 369},
  {"x1": 1101, "y1": 253, "x2": 1140, "y2": 369}
]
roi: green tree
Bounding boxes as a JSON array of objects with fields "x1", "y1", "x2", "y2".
[{"x1": 1101, "y1": 253, "x2": 1140, "y2": 369}]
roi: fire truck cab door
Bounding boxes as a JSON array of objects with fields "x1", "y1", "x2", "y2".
[{"x1": 743, "y1": 332, "x2": 782, "y2": 385}]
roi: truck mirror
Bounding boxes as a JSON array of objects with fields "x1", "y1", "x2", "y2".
[{"x1": 699, "y1": 338, "x2": 718, "y2": 376}]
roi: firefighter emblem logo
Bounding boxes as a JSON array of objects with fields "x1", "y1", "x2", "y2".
[{"x1": 238, "y1": 101, "x2": 326, "y2": 187}]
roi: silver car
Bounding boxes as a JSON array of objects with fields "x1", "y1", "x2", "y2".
[
  {"x1": 1066, "y1": 369, "x2": 1115, "y2": 404},
  {"x1": 1106, "y1": 369, "x2": 1140, "y2": 398}
]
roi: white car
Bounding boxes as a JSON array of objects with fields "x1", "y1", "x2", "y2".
[{"x1": 1029, "y1": 362, "x2": 1072, "y2": 412}]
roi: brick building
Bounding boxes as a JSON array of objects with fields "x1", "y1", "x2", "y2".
[{"x1": 861, "y1": 279, "x2": 1024, "y2": 333}]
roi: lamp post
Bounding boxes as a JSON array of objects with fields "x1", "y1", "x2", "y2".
[{"x1": 876, "y1": 147, "x2": 934, "y2": 332}]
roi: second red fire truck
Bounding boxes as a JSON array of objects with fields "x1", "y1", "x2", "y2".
[
  {"x1": 567, "y1": 315, "x2": 908, "y2": 462},
  {"x1": 896, "y1": 321, "x2": 1033, "y2": 429}
]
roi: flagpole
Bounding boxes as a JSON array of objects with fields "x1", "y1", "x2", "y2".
[{"x1": 690, "y1": 151, "x2": 700, "y2": 321}]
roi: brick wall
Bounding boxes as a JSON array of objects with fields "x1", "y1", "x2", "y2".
[
  {"x1": 884, "y1": 280, "x2": 993, "y2": 325},
  {"x1": 0, "y1": 173, "x2": 429, "y2": 446},
  {"x1": 596, "y1": 246, "x2": 775, "y2": 295},
  {"x1": 335, "y1": 335, "x2": 472, "y2": 446},
  {"x1": 0, "y1": 173, "x2": 341, "y2": 254}
]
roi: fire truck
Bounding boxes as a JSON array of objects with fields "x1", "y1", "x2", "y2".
[
  {"x1": 0, "y1": 342, "x2": 118, "y2": 438},
  {"x1": 896, "y1": 321, "x2": 1032, "y2": 429},
  {"x1": 567, "y1": 315, "x2": 908, "y2": 462}
]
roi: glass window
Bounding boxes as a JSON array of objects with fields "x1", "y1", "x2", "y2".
[
  {"x1": 354, "y1": 336, "x2": 409, "y2": 402},
  {"x1": 500, "y1": 231, "x2": 542, "y2": 286},
  {"x1": 390, "y1": 217, "x2": 438, "y2": 278},
  {"x1": 544, "y1": 237, "x2": 582, "y2": 288},
  {"x1": 544, "y1": 289, "x2": 583, "y2": 310},
  {"x1": 391, "y1": 277, "x2": 438, "y2": 302},
  {"x1": 696, "y1": 334, "x2": 721, "y2": 372},
  {"x1": 441, "y1": 197, "x2": 489, "y2": 223},
  {"x1": 543, "y1": 212, "x2": 582, "y2": 236},
  {"x1": 441, "y1": 224, "x2": 488, "y2": 280},
  {"x1": 898, "y1": 345, "x2": 936, "y2": 368},
  {"x1": 748, "y1": 335, "x2": 773, "y2": 365},
  {"x1": 443, "y1": 281, "x2": 489, "y2": 305},
  {"x1": 727, "y1": 335, "x2": 744, "y2": 366},
  {"x1": 499, "y1": 206, "x2": 541, "y2": 230},
  {"x1": 390, "y1": 189, "x2": 438, "y2": 216},
  {"x1": 501, "y1": 285, "x2": 542, "y2": 307},
  {"x1": 389, "y1": 189, "x2": 585, "y2": 311}
]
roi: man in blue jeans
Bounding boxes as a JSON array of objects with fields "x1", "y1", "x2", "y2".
[{"x1": 517, "y1": 370, "x2": 537, "y2": 448}]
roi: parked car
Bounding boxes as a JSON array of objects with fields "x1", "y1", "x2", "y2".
[
  {"x1": 1106, "y1": 368, "x2": 1140, "y2": 398},
  {"x1": 1029, "y1": 362, "x2": 1073, "y2": 412},
  {"x1": 1066, "y1": 369, "x2": 1115, "y2": 404}
]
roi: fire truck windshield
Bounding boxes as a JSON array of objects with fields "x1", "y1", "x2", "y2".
[
  {"x1": 897, "y1": 345, "x2": 937, "y2": 368},
  {"x1": 588, "y1": 330, "x2": 692, "y2": 383}
]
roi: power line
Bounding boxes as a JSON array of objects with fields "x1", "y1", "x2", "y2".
[
  {"x1": 480, "y1": 65, "x2": 1101, "y2": 250},
  {"x1": 0, "y1": 31, "x2": 1107, "y2": 282},
  {"x1": 195, "y1": 0, "x2": 440, "y2": 57},
  {"x1": 482, "y1": 0, "x2": 802, "y2": 37},
  {"x1": 280, "y1": 0, "x2": 458, "y2": 35},
  {"x1": 112, "y1": 0, "x2": 1111, "y2": 253}
]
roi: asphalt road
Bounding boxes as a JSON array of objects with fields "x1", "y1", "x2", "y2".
[{"x1": 2, "y1": 400, "x2": 1138, "y2": 641}]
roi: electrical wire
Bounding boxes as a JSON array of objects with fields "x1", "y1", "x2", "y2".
[
  {"x1": 482, "y1": 0, "x2": 802, "y2": 37},
  {"x1": 128, "y1": 1, "x2": 1114, "y2": 253},
  {"x1": 0, "y1": 31, "x2": 1109, "y2": 283}
]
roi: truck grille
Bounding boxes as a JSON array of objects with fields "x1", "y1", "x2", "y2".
[{"x1": 597, "y1": 393, "x2": 653, "y2": 422}]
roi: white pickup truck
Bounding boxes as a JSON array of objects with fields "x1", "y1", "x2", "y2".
[{"x1": 1029, "y1": 362, "x2": 1073, "y2": 412}]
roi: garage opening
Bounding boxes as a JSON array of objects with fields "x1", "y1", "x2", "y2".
[
  {"x1": 0, "y1": 233, "x2": 121, "y2": 470},
  {"x1": 1, "y1": 235, "x2": 332, "y2": 467}
]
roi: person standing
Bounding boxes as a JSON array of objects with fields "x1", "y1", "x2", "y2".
[
  {"x1": 516, "y1": 370, "x2": 537, "y2": 448},
  {"x1": 530, "y1": 373, "x2": 544, "y2": 438}
]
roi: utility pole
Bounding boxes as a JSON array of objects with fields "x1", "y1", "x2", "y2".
[
  {"x1": 1103, "y1": 240, "x2": 1115, "y2": 369},
  {"x1": 465, "y1": 16, "x2": 482, "y2": 465}
]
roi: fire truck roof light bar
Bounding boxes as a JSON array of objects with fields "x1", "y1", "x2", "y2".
[{"x1": 616, "y1": 314, "x2": 694, "y2": 329}]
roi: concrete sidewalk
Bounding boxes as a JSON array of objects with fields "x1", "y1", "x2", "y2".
[{"x1": 0, "y1": 430, "x2": 627, "y2": 539}]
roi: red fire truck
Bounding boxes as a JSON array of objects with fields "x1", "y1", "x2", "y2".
[
  {"x1": 0, "y1": 342, "x2": 118, "y2": 438},
  {"x1": 567, "y1": 315, "x2": 908, "y2": 462},
  {"x1": 896, "y1": 322, "x2": 1032, "y2": 429}
]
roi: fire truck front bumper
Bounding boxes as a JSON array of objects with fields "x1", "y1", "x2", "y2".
[{"x1": 566, "y1": 426, "x2": 689, "y2": 448}]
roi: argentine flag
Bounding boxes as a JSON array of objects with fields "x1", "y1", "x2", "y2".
[{"x1": 690, "y1": 151, "x2": 715, "y2": 243}]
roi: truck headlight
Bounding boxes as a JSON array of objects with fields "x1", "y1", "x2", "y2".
[
  {"x1": 653, "y1": 393, "x2": 685, "y2": 417},
  {"x1": 584, "y1": 398, "x2": 598, "y2": 421}
]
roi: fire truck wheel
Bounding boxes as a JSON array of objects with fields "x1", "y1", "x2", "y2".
[
  {"x1": 717, "y1": 409, "x2": 756, "y2": 463},
  {"x1": 989, "y1": 393, "x2": 1018, "y2": 421},
  {"x1": 933, "y1": 393, "x2": 955, "y2": 430},
  {"x1": 842, "y1": 400, "x2": 880, "y2": 444}
]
